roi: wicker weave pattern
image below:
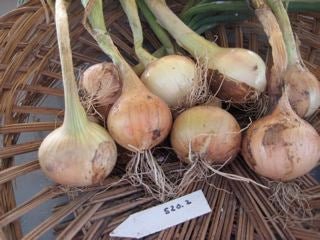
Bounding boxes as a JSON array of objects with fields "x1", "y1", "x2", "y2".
[{"x1": 0, "y1": 1, "x2": 320, "y2": 239}]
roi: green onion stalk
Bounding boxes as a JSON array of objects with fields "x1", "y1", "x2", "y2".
[{"x1": 182, "y1": 0, "x2": 320, "y2": 24}]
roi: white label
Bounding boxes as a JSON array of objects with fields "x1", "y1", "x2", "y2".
[{"x1": 110, "y1": 190, "x2": 211, "y2": 239}]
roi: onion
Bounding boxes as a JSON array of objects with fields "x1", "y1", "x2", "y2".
[
  {"x1": 140, "y1": 55, "x2": 196, "y2": 108},
  {"x1": 82, "y1": 0, "x2": 173, "y2": 200},
  {"x1": 170, "y1": 105, "x2": 265, "y2": 194},
  {"x1": 171, "y1": 105, "x2": 241, "y2": 164},
  {"x1": 39, "y1": 0, "x2": 117, "y2": 186},
  {"x1": 244, "y1": 0, "x2": 320, "y2": 216},
  {"x1": 145, "y1": 0, "x2": 267, "y2": 103},
  {"x1": 267, "y1": 0, "x2": 320, "y2": 117},
  {"x1": 242, "y1": 94, "x2": 320, "y2": 181},
  {"x1": 120, "y1": 0, "x2": 209, "y2": 109},
  {"x1": 80, "y1": 62, "x2": 121, "y2": 117}
]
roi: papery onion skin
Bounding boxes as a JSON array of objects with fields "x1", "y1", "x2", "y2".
[
  {"x1": 210, "y1": 48, "x2": 267, "y2": 102},
  {"x1": 284, "y1": 64, "x2": 320, "y2": 118},
  {"x1": 242, "y1": 95, "x2": 320, "y2": 181},
  {"x1": 170, "y1": 105, "x2": 241, "y2": 164},
  {"x1": 39, "y1": 122, "x2": 117, "y2": 186},
  {"x1": 107, "y1": 88, "x2": 172, "y2": 151},
  {"x1": 141, "y1": 55, "x2": 195, "y2": 107},
  {"x1": 80, "y1": 62, "x2": 122, "y2": 107}
]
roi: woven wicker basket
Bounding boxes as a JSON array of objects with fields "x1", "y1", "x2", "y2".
[{"x1": 0, "y1": 1, "x2": 320, "y2": 239}]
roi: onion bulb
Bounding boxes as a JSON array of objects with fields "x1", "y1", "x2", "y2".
[
  {"x1": 39, "y1": 0, "x2": 117, "y2": 186},
  {"x1": 145, "y1": 0, "x2": 267, "y2": 103},
  {"x1": 120, "y1": 0, "x2": 207, "y2": 109},
  {"x1": 242, "y1": 94, "x2": 320, "y2": 181},
  {"x1": 82, "y1": 0, "x2": 173, "y2": 200},
  {"x1": 170, "y1": 105, "x2": 265, "y2": 194},
  {"x1": 140, "y1": 55, "x2": 196, "y2": 108},
  {"x1": 284, "y1": 65, "x2": 320, "y2": 117},
  {"x1": 171, "y1": 105, "x2": 241, "y2": 164},
  {"x1": 80, "y1": 62, "x2": 121, "y2": 117},
  {"x1": 267, "y1": 0, "x2": 320, "y2": 117}
]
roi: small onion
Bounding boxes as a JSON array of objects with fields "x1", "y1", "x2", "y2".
[
  {"x1": 120, "y1": 0, "x2": 203, "y2": 109},
  {"x1": 242, "y1": 94, "x2": 320, "y2": 181},
  {"x1": 284, "y1": 64, "x2": 320, "y2": 118},
  {"x1": 265, "y1": 0, "x2": 320, "y2": 118},
  {"x1": 80, "y1": 62, "x2": 121, "y2": 116}
]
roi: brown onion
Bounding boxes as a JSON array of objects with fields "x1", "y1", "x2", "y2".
[
  {"x1": 266, "y1": 0, "x2": 320, "y2": 117},
  {"x1": 242, "y1": 94, "x2": 320, "y2": 181},
  {"x1": 284, "y1": 64, "x2": 320, "y2": 117}
]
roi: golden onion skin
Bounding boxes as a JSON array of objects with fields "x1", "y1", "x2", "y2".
[
  {"x1": 107, "y1": 88, "x2": 172, "y2": 151},
  {"x1": 284, "y1": 64, "x2": 320, "y2": 118},
  {"x1": 242, "y1": 95, "x2": 320, "y2": 181},
  {"x1": 171, "y1": 105, "x2": 241, "y2": 164},
  {"x1": 80, "y1": 62, "x2": 121, "y2": 107}
]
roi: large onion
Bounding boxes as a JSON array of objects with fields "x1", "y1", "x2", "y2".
[
  {"x1": 39, "y1": 0, "x2": 117, "y2": 186},
  {"x1": 242, "y1": 94, "x2": 320, "y2": 181}
]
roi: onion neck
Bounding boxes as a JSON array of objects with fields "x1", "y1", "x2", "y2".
[
  {"x1": 250, "y1": 0, "x2": 287, "y2": 109},
  {"x1": 145, "y1": 0, "x2": 222, "y2": 59},
  {"x1": 55, "y1": 0, "x2": 87, "y2": 133},
  {"x1": 267, "y1": 0, "x2": 299, "y2": 66},
  {"x1": 120, "y1": 0, "x2": 157, "y2": 67},
  {"x1": 81, "y1": 0, "x2": 144, "y2": 93}
]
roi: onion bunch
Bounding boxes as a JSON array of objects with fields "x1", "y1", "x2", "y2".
[
  {"x1": 38, "y1": 0, "x2": 117, "y2": 186},
  {"x1": 81, "y1": 0, "x2": 173, "y2": 200},
  {"x1": 145, "y1": 0, "x2": 267, "y2": 103}
]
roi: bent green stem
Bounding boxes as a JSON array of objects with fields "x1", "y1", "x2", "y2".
[
  {"x1": 182, "y1": 1, "x2": 320, "y2": 31},
  {"x1": 182, "y1": 1, "x2": 250, "y2": 22}
]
